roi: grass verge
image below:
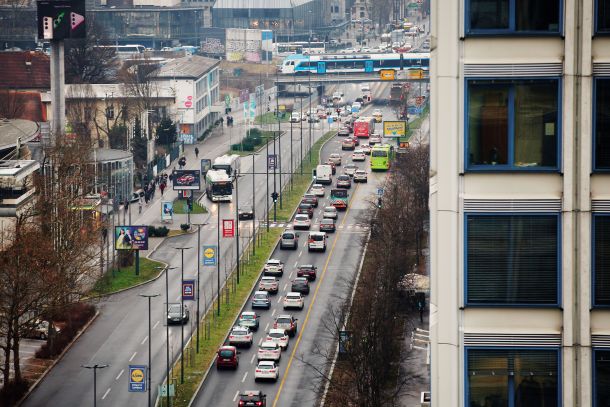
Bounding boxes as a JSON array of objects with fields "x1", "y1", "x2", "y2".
[
  {"x1": 172, "y1": 198, "x2": 207, "y2": 215},
  {"x1": 408, "y1": 104, "x2": 429, "y2": 130},
  {"x1": 254, "y1": 112, "x2": 289, "y2": 125},
  {"x1": 274, "y1": 130, "x2": 337, "y2": 221},
  {"x1": 164, "y1": 228, "x2": 283, "y2": 407},
  {"x1": 90, "y1": 257, "x2": 164, "y2": 296}
]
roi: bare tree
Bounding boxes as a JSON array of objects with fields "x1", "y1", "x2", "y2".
[{"x1": 0, "y1": 87, "x2": 24, "y2": 119}]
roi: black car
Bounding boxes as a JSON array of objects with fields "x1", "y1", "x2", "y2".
[
  {"x1": 238, "y1": 205, "x2": 254, "y2": 220},
  {"x1": 238, "y1": 390, "x2": 267, "y2": 407},
  {"x1": 167, "y1": 304, "x2": 190, "y2": 325},
  {"x1": 291, "y1": 277, "x2": 310, "y2": 295},
  {"x1": 296, "y1": 264, "x2": 317, "y2": 281},
  {"x1": 297, "y1": 203, "x2": 314, "y2": 218}
]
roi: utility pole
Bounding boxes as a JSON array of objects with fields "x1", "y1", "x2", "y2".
[
  {"x1": 276, "y1": 70, "x2": 283, "y2": 208},
  {"x1": 174, "y1": 246, "x2": 191, "y2": 384},
  {"x1": 139, "y1": 294, "x2": 160, "y2": 407}
]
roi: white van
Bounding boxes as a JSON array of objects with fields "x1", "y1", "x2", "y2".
[
  {"x1": 291, "y1": 112, "x2": 301, "y2": 123},
  {"x1": 313, "y1": 164, "x2": 333, "y2": 185},
  {"x1": 308, "y1": 232, "x2": 327, "y2": 252}
]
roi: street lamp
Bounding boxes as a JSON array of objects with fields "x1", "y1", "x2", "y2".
[
  {"x1": 139, "y1": 293, "x2": 160, "y2": 407},
  {"x1": 190, "y1": 222, "x2": 208, "y2": 353},
  {"x1": 155, "y1": 265, "x2": 177, "y2": 407},
  {"x1": 81, "y1": 364, "x2": 108, "y2": 407},
  {"x1": 275, "y1": 69, "x2": 283, "y2": 209},
  {"x1": 173, "y1": 246, "x2": 192, "y2": 384},
  {"x1": 216, "y1": 202, "x2": 222, "y2": 316}
]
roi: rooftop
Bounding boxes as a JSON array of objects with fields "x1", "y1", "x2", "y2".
[
  {"x1": 65, "y1": 83, "x2": 175, "y2": 100},
  {"x1": 152, "y1": 55, "x2": 219, "y2": 79},
  {"x1": 0, "y1": 160, "x2": 40, "y2": 179},
  {"x1": 213, "y1": 0, "x2": 313, "y2": 8},
  {"x1": 92, "y1": 148, "x2": 133, "y2": 162},
  {"x1": 0, "y1": 119, "x2": 40, "y2": 151},
  {"x1": 0, "y1": 51, "x2": 50, "y2": 90}
]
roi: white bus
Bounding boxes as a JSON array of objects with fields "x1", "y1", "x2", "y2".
[
  {"x1": 205, "y1": 170, "x2": 233, "y2": 202},
  {"x1": 94, "y1": 44, "x2": 145, "y2": 57},
  {"x1": 212, "y1": 154, "x2": 241, "y2": 180},
  {"x1": 273, "y1": 42, "x2": 326, "y2": 56}
]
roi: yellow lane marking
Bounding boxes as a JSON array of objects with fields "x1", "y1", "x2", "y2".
[{"x1": 272, "y1": 183, "x2": 360, "y2": 406}]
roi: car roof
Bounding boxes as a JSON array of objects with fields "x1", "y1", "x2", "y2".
[
  {"x1": 241, "y1": 390, "x2": 263, "y2": 396},
  {"x1": 254, "y1": 290, "x2": 269, "y2": 295},
  {"x1": 261, "y1": 276, "x2": 276, "y2": 280},
  {"x1": 220, "y1": 345, "x2": 236, "y2": 351},
  {"x1": 324, "y1": 206, "x2": 336, "y2": 210},
  {"x1": 277, "y1": 314, "x2": 293, "y2": 319},
  {"x1": 286, "y1": 292, "x2": 302, "y2": 297},
  {"x1": 267, "y1": 259, "x2": 280, "y2": 263},
  {"x1": 299, "y1": 264, "x2": 315, "y2": 268},
  {"x1": 261, "y1": 341, "x2": 279, "y2": 348},
  {"x1": 232, "y1": 325, "x2": 249, "y2": 331},
  {"x1": 321, "y1": 218, "x2": 334, "y2": 223},
  {"x1": 294, "y1": 276, "x2": 309, "y2": 281},
  {"x1": 309, "y1": 231, "x2": 326, "y2": 236},
  {"x1": 295, "y1": 214, "x2": 309, "y2": 218},
  {"x1": 258, "y1": 360, "x2": 275, "y2": 366},
  {"x1": 241, "y1": 311, "x2": 256, "y2": 316}
]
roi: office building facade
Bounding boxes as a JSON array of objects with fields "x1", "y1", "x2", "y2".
[{"x1": 430, "y1": 1, "x2": 610, "y2": 406}]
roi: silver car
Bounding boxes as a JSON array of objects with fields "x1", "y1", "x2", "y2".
[
  {"x1": 323, "y1": 206, "x2": 338, "y2": 219},
  {"x1": 280, "y1": 230, "x2": 299, "y2": 250}
]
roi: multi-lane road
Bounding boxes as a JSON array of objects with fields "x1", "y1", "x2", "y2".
[{"x1": 23, "y1": 82, "x2": 398, "y2": 407}]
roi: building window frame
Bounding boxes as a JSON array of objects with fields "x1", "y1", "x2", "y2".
[
  {"x1": 465, "y1": 347, "x2": 562, "y2": 407},
  {"x1": 465, "y1": 0, "x2": 563, "y2": 36},
  {"x1": 592, "y1": 78, "x2": 610, "y2": 171},
  {"x1": 595, "y1": 0, "x2": 610, "y2": 34},
  {"x1": 464, "y1": 212, "x2": 561, "y2": 307},
  {"x1": 592, "y1": 214, "x2": 610, "y2": 307},
  {"x1": 593, "y1": 348, "x2": 610, "y2": 406},
  {"x1": 464, "y1": 77, "x2": 562, "y2": 172}
]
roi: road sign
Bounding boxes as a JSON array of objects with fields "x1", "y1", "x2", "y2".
[
  {"x1": 222, "y1": 219, "x2": 235, "y2": 238},
  {"x1": 380, "y1": 69, "x2": 395, "y2": 81},
  {"x1": 255, "y1": 85, "x2": 264, "y2": 97},
  {"x1": 203, "y1": 245, "x2": 217, "y2": 266},
  {"x1": 239, "y1": 89, "x2": 249, "y2": 103},
  {"x1": 128, "y1": 365, "x2": 147, "y2": 392},
  {"x1": 182, "y1": 279, "x2": 195, "y2": 301},
  {"x1": 267, "y1": 154, "x2": 277, "y2": 170},
  {"x1": 158, "y1": 384, "x2": 175, "y2": 397},
  {"x1": 377, "y1": 188, "x2": 384, "y2": 196},
  {"x1": 184, "y1": 100, "x2": 192, "y2": 108}
]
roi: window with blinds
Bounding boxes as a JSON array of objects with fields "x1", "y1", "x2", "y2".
[
  {"x1": 466, "y1": 214, "x2": 559, "y2": 305},
  {"x1": 466, "y1": 348, "x2": 560, "y2": 407},
  {"x1": 594, "y1": 216, "x2": 610, "y2": 306},
  {"x1": 594, "y1": 349, "x2": 610, "y2": 406}
]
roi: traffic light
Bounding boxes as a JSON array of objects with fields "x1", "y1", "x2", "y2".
[
  {"x1": 271, "y1": 192, "x2": 279, "y2": 202},
  {"x1": 377, "y1": 197, "x2": 382, "y2": 208},
  {"x1": 187, "y1": 197, "x2": 193, "y2": 212}
]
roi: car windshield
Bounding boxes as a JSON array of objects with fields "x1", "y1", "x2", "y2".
[
  {"x1": 312, "y1": 235, "x2": 324, "y2": 241},
  {"x1": 325, "y1": 207, "x2": 336, "y2": 212},
  {"x1": 331, "y1": 190, "x2": 348, "y2": 198},
  {"x1": 241, "y1": 395, "x2": 261, "y2": 401},
  {"x1": 299, "y1": 204, "x2": 311, "y2": 209},
  {"x1": 295, "y1": 278, "x2": 307, "y2": 283},
  {"x1": 372, "y1": 151, "x2": 388, "y2": 157},
  {"x1": 232, "y1": 329, "x2": 247, "y2": 335},
  {"x1": 261, "y1": 343, "x2": 277, "y2": 350},
  {"x1": 322, "y1": 219, "x2": 333, "y2": 224},
  {"x1": 254, "y1": 294, "x2": 268, "y2": 299},
  {"x1": 241, "y1": 314, "x2": 255, "y2": 320},
  {"x1": 287, "y1": 294, "x2": 301, "y2": 299},
  {"x1": 276, "y1": 317, "x2": 291, "y2": 324},
  {"x1": 269, "y1": 332, "x2": 284, "y2": 338},
  {"x1": 282, "y1": 233, "x2": 295, "y2": 239},
  {"x1": 219, "y1": 350, "x2": 234, "y2": 358},
  {"x1": 168, "y1": 305, "x2": 181, "y2": 313},
  {"x1": 338, "y1": 176, "x2": 349, "y2": 180}
]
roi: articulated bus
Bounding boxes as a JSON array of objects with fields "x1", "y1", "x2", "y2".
[
  {"x1": 370, "y1": 144, "x2": 395, "y2": 171},
  {"x1": 205, "y1": 170, "x2": 233, "y2": 202}
]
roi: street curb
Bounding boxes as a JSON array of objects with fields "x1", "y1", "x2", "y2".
[
  {"x1": 185, "y1": 232, "x2": 283, "y2": 407},
  {"x1": 17, "y1": 310, "x2": 101, "y2": 407},
  {"x1": 86, "y1": 213, "x2": 212, "y2": 300}
]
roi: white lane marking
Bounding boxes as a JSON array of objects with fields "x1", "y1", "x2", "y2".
[
  {"x1": 129, "y1": 352, "x2": 137, "y2": 362},
  {"x1": 115, "y1": 369, "x2": 124, "y2": 381},
  {"x1": 153, "y1": 321, "x2": 160, "y2": 329},
  {"x1": 258, "y1": 337, "x2": 263, "y2": 345},
  {"x1": 241, "y1": 371, "x2": 248, "y2": 383},
  {"x1": 102, "y1": 388, "x2": 111, "y2": 400},
  {"x1": 233, "y1": 391, "x2": 240, "y2": 402},
  {"x1": 293, "y1": 261, "x2": 298, "y2": 268},
  {"x1": 283, "y1": 283, "x2": 288, "y2": 291},
  {"x1": 277, "y1": 296, "x2": 283, "y2": 303},
  {"x1": 175, "y1": 295, "x2": 181, "y2": 301},
  {"x1": 251, "y1": 353, "x2": 256, "y2": 364},
  {"x1": 289, "y1": 272, "x2": 293, "y2": 279},
  {"x1": 265, "y1": 322, "x2": 269, "y2": 331},
  {"x1": 271, "y1": 309, "x2": 276, "y2": 317},
  {"x1": 298, "y1": 250, "x2": 303, "y2": 257},
  {"x1": 141, "y1": 336, "x2": 148, "y2": 345}
]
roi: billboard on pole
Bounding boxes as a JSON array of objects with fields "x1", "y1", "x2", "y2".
[{"x1": 172, "y1": 170, "x2": 201, "y2": 190}]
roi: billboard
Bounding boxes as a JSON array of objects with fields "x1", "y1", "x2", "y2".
[
  {"x1": 161, "y1": 201, "x2": 173, "y2": 221},
  {"x1": 37, "y1": 0, "x2": 86, "y2": 40},
  {"x1": 115, "y1": 226, "x2": 149, "y2": 250},
  {"x1": 178, "y1": 123, "x2": 194, "y2": 145},
  {"x1": 173, "y1": 169, "x2": 201, "y2": 191},
  {"x1": 383, "y1": 121, "x2": 407, "y2": 138},
  {"x1": 222, "y1": 219, "x2": 235, "y2": 238}
]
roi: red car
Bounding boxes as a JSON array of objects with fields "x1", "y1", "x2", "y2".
[
  {"x1": 216, "y1": 345, "x2": 239, "y2": 369},
  {"x1": 301, "y1": 194, "x2": 318, "y2": 208},
  {"x1": 297, "y1": 203, "x2": 314, "y2": 218},
  {"x1": 326, "y1": 160, "x2": 337, "y2": 174},
  {"x1": 177, "y1": 174, "x2": 195, "y2": 185},
  {"x1": 296, "y1": 264, "x2": 317, "y2": 281}
]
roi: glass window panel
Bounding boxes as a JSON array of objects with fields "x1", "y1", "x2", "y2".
[
  {"x1": 469, "y1": 0, "x2": 509, "y2": 30},
  {"x1": 595, "y1": 350, "x2": 610, "y2": 406},
  {"x1": 599, "y1": 0, "x2": 610, "y2": 32},
  {"x1": 468, "y1": 84, "x2": 509, "y2": 166},
  {"x1": 595, "y1": 80, "x2": 610, "y2": 169},
  {"x1": 516, "y1": 0, "x2": 560, "y2": 31},
  {"x1": 514, "y1": 81, "x2": 558, "y2": 168},
  {"x1": 595, "y1": 216, "x2": 610, "y2": 305}
]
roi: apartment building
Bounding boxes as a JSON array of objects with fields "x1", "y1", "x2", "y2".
[{"x1": 430, "y1": 1, "x2": 610, "y2": 406}]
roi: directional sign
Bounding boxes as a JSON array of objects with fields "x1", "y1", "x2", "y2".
[
  {"x1": 255, "y1": 85, "x2": 264, "y2": 97},
  {"x1": 380, "y1": 69, "x2": 395, "y2": 81},
  {"x1": 203, "y1": 245, "x2": 217, "y2": 266},
  {"x1": 222, "y1": 219, "x2": 235, "y2": 238},
  {"x1": 267, "y1": 154, "x2": 277, "y2": 170},
  {"x1": 377, "y1": 188, "x2": 384, "y2": 196},
  {"x1": 158, "y1": 384, "x2": 175, "y2": 397},
  {"x1": 182, "y1": 280, "x2": 195, "y2": 301},
  {"x1": 128, "y1": 365, "x2": 147, "y2": 392}
]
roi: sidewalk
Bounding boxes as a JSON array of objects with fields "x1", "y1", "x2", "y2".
[{"x1": 398, "y1": 310, "x2": 430, "y2": 406}]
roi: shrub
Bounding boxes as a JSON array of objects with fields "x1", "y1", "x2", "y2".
[
  {"x1": 156, "y1": 226, "x2": 169, "y2": 237},
  {"x1": 247, "y1": 128, "x2": 262, "y2": 138},
  {"x1": 231, "y1": 143, "x2": 242, "y2": 151},
  {"x1": 36, "y1": 303, "x2": 96, "y2": 359},
  {"x1": 180, "y1": 223, "x2": 190, "y2": 231},
  {"x1": 0, "y1": 379, "x2": 29, "y2": 406},
  {"x1": 148, "y1": 225, "x2": 157, "y2": 237}
]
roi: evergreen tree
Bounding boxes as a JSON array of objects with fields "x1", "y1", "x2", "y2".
[
  {"x1": 131, "y1": 117, "x2": 147, "y2": 168},
  {"x1": 156, "y1": 117, "x2": 177, "y2": 146}
]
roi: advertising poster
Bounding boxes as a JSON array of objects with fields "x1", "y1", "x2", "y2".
[
  {"x1": 173, "y1": 169, "x2": 201, "y2": 191},
  {"x1": 115, "y1": 226, "x2": 149, "y2": 250},
  {"x1": 222, "y1": 219, "x2": 235, "y2": 238},
  {"x1": 182, "y1": 280, "x2": 196, "y2": 301},
  {"x1": 161, "y1": 201, "x2": 173, "y2": 221},
  {"x1": 383, "y1": 121, "x2": 407, "y2": 138},
  {"x1": 201, "y1": 159, "x2": 212, "y2": 177},
  {"x1": 203, "y1": 245, "x2": 217, "y2": 266}
]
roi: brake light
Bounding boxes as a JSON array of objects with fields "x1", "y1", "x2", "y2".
[
  {"x1": 308, "y1": 239, "x2": 314, "y2": 243},
  {"x1": 229, "y1": 335, "x2": 234, "y2": 339},
  {"x1": 239, "y1": 401, "x2": 245, "y2": 406},
  {"x1": 256, "y1": 402, "x2": 263, "y2": 406},
  {"x1": 256, "y1": 369, "x2": 262, "y2": 373}
]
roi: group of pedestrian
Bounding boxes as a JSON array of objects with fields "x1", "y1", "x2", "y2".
[{"x1": 226, "y1": 115, "x2": 234, "y2": 127}]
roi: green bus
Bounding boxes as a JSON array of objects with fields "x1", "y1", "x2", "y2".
[{"x1": 370, "y1": 144, "x2": 395, "y2": 171}]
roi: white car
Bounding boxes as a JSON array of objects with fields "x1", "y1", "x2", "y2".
[
  {"x1": 258, "y1": 276, "x2": 279, "y2": 293},
  {"x1": 257, "y1": 341, "x2": 282, "y2": 362},
  {"x1": 329, "y1": 153, "x2": 342, "y2": 166},
  {"x1": 263, "y1": 259, "x2": 284, "y2": 276},
  {"x1": 352, "y1": 150, "x2": 366, "y2": 161},
  {"x1": 254, "y1": 360, "x2": 279, "y2": 382},
  {"x1": 351, "y1": 101, "x2": 362, "y2": 111},
  {"x1": 310, "y1": 184, "x2": 325, "y2": 197},
  {"x1": 293, "y1": 214, "x2": 311, "y2": 230},
  {"x1": 369, "y1": 133, "x2": 382, "y2": 145},
  {"x1": 353, "y1": 170, "x2": 368, "y2": 183},
  {"x1": 290, "y1": 112, "x2": 300, "y2": 123},
  {"x1": 228, "y1": 326, "x2": 253, "y2": 347},
  {"x1": 360, "y1": 144, "x2": 371, "y2": 155},
  {"x1": 266, "y1": 328, "x2": 289, "y2": 350},
  {"x1": 323, "y1": 206, "x2": 338, "y2": 219},
  {"x1": 361, "y1": 84, "x2": 370, "y2": 92},
  {"x1": 283, "y1": 292, "x2": 305, "y2": 310},
  {"x1": 344, "y1": 164, "x2": 358, "y2": 177}
]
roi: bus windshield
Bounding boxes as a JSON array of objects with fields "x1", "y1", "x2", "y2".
[
  {"x1": 211, "y1": 182, "x2": 232, "y2": 196},
  {"x1": 372, "y1": 150, "x2": 388, "y2": 157}
]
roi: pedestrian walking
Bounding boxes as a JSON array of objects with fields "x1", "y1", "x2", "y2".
[
  {"x1": 160, "y1": 182, "x2": 166, "y2": 195},
  {"x1": 138, "y1": 200, "x2": 142, "y2": 214},
  {"x1": 418, "y1": 300, "x2": 424, "y2": 323},
  {"x1": 195, "y1": 147, "x2": 199, "y2": 158},
  {"x1": 220, "y1": 117, "x2": 224, "y2": 127}
]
